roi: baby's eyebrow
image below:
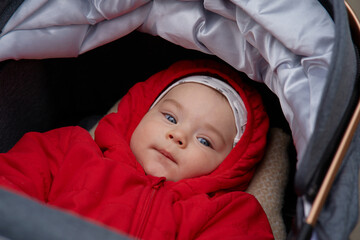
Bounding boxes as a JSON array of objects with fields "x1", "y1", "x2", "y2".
[
  {"x1": 204, "y1": 122, "x2": 226, "y2": 146},
  {"x1": 161, "y1": 98, "x2": 183, "y2": 111}
]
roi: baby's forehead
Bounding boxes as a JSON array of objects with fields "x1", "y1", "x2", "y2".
[
  {"x1": 156, "y1": 81, "x2": 230, "y2": 108},
  {"x1": 158, "y1": 83, "x2": 235, "y2": 124}
]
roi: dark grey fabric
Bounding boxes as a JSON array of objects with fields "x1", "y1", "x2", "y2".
[
  {"x1": 294, "y1": 0, "x2": 360, "y2": 239},
  {"x1": 0, "y1": 188, "x2": 130, "y2": 240},
  {"x1": 0, "y1": 0, "x2": 23, "y2": 33},
  {"x1": 316, "y1": 128, "x2": 360, "y2": 240}
]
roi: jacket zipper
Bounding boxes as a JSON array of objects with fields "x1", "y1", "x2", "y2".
[{"x1": 135, "y1": 178, "x2": 165, "y2": 239}]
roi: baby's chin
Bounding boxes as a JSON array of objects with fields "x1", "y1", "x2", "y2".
[{"x1": 141, "y1": 162, "x2": 175, "y2": 181}]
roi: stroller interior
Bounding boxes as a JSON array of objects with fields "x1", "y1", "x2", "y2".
[{"x1": 0, "y1": 0, "x2": 359, "y2": 240}]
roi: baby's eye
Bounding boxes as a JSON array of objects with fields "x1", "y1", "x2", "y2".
[
  {"x1": 197, "y1": 137, "x2": 211, "y2": 148},
  {"x1": 164, "y1": 113, "x2": 177, "y2": 124}
]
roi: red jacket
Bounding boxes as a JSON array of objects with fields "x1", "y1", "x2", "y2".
[{"x1": 0, "y1": 60, "x2": 273, "y2": 239}]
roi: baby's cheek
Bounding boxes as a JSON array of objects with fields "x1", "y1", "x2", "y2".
[
  {"x1": 129, "y1": 129, "x2": 142, "y2": 161},
  {"x1": 208, "y1": 154, "x2": 226, "y2": 171},
  {"x1": 129, "y1": 134, "x2": 136, "y2": 153},
  {"x1": 193, "y1": 152, "x2": 218, "y2": 176}
]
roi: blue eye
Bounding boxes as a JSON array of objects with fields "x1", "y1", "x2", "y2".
[
  {"x1": 164, "y1": 113, "x2": 177, "y2": 124},
  {"x1": 198, "y1": 137, "x2": 211, "y2": 147}
]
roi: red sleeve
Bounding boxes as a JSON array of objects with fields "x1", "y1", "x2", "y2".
[
  {"x1": 0, "y1": 127, "x2": 85, "y2": 202},
  {"x1": 197, "y1": 193, "x2": 274, "y2": 240},
  {"x1": 175, "y1": 192, "x2": 274, "y2": 240}
]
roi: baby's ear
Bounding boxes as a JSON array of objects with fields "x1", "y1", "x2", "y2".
[{"x1": 246, "y1": 128, "x2": 290, "y2": 240}]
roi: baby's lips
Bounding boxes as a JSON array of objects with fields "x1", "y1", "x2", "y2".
[{"x1": 158, "y1": 149, "x2": 177, "y2": 164}]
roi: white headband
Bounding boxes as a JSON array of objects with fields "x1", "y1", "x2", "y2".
[{"x1": 151, "y1": 75, "x2": 247, "y2": 147}]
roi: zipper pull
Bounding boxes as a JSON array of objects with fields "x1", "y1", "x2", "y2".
[{"x1": 152, "y1": 177, "x2": 165, "y2": 190}]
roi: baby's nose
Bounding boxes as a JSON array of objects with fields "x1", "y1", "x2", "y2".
[{"x1": 167, "y1": 130, "x2": 187, "y2": 148}]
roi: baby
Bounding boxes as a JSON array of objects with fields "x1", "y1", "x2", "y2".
[
  {"x1": 131, "y1": 75, "x2": 245, "y2": 182},
  {"x1": 0, "y1": 59, "x2": 273, "y2": 239}
]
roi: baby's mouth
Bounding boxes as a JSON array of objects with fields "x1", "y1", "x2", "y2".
[{"x1": 158, "y1": 149, "x2": 177, "y2": 164}]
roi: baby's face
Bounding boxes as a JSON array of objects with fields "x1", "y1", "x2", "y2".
[{"x1": 130, "y1": 83, "x2": 236, "y2": 182}]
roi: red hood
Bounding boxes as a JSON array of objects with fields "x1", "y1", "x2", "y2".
[{"x1": 95, "y1": 59, "x2": 269, "y2": 197}]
